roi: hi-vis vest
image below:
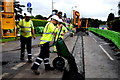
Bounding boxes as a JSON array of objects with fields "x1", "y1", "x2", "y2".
[
  {"x1": 17, "y1": 19, "x2": 34, "y2": 37},
  {"x1": 40, "y1": 22, "x2": 58, "y2": 44},
  {"x1": 55, "y1": 25, "x2": 68, "y2": 41}
]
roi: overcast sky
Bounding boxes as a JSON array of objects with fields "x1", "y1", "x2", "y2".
[{"x1": 18, "y1": 0, "x2": 120, "y2": 21}]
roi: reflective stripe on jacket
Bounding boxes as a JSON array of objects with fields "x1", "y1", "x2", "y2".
[
  {"x1": 55, "y1": 25, "x2": 68, "y2": 41},
  {"x1": 40, "y1": 22, "x2": 58, "y2": 44},
  {"x1": 17, "y1": 19, "x2": 34, "y2": 37}
]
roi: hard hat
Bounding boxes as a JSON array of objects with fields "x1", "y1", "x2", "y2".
[
  {"x1": 58, "y1": 19, "x2": 63, "y2": 22},
  {"x1": 22, "y1": 12, "x2": 31, "y2": 17},
  {"x1": 51, "y1": 15, "x2": 60, "y2": 21},
  {"x1": 25, "y1": 12, "x2": 31, "y2": 16}
]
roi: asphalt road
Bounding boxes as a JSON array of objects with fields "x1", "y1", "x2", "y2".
[
  {"x1": 84, "y1": 32, "x2": 119, "y2": 79},
  {"x1": 1, "y1": 31, "x2": 120, "y2": 80}
]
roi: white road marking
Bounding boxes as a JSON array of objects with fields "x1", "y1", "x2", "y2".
[
  {"x1": 100, "y1": 43, "x2": 110, "y2": 45},
  {"x1": 11, "y1": 52, "x2": 39, "y2": 70},
  {"x1": 0, "y1": 73, "x2": 9, "y2": 79},
  {"x1": 11, "y1": 53, "x2": 39, "y2": 70},
  {"x1": 99, "y1": 44, "x2": 114, "y2": 61},
  {"x1": 89, "y1": 33, "x2": 114, "y2": 61},
  {"x1": 89, "y1": 33, "x2": 97, "y2": 42},
  {"x1": 11, "y1": 62, "x2": 26, "y2": 70}
]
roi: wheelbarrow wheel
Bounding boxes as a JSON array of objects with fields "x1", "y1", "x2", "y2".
[{"x1": 53, "y1": 57, "x2": 65, "y2": 70}]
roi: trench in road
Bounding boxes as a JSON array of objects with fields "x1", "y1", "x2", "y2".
[{"x1": 62, "y1": 32, "x2": 85, "y2": 80}]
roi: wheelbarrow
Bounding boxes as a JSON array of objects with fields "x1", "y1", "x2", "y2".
[{"x1": 52, "y1": 37, "x2": 78, "y2": 72}]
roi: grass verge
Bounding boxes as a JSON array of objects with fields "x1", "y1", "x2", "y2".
[{"x1": 0, "y1": 34, "x2": 42, "y2": 43}]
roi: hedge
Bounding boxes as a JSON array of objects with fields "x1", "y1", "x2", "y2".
[
  {"x1": 0, "y1": 19, "x2": 48, "y2": 42},
  {"x1": 34, "y1": 27, "x2": 44, "y2": 34},
  {"x1": 31, "y1": 19, "x2": 49, "y2": 34},
  {"x1": 31, "y1": 19, "x2": 48, "y2": 27},
  {"x1": 88, "y1": 27, "x2": 120, "y2": 49}
]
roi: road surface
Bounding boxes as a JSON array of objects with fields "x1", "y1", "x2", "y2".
[{"x1": 1, "y1": 31, "x2": 120, "y2": 80}]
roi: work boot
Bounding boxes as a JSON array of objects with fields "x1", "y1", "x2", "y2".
[
  {"x1": 28, "y1": 59, "x2": 32, "y2": 63},
  {"x1": 45, "y1": 64, "x2": 54, "y2": 70},
  {"x1": 31, "y1": 68, "x2": 40, "y2": 75},
  {"x1": 28, "y1": 54, "x2": 32, "y2": 63},
  {"x1": 20, "y1": 53, "x2": 25, "y2": 61}
]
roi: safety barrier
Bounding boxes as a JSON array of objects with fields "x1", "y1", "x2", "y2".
[{"x1": 88, "y1": 27, "x2": 120, "y2": 49}]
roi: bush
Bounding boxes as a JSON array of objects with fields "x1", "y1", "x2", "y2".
[
  {"x1": 112, "y1": 19, "x2": 120, "y2": 31},
  {"x1": 16, "y1": 19, "x2": 48, "y2": 34},
  {"x1": 35, "y1": 27, "x2": 44, "y2": 34},
  {"x1": 31, "y1": 19, "x2": 48, "y2": 27}
]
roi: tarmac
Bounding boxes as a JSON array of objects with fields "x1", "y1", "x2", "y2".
[
  {"x1": 1, "y1": 32, "x2": 119, "y2": 79},
  {"x1": 10, "y1": 33, "x2": 78, "y2": 79}
]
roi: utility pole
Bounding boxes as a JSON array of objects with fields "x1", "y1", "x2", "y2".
[
  {"x1": 118, "y1": 1, "x2": 120, "y2": 17},
  {"x1": 71, "y1": 6, "x2": 77, "y2": 24},
  {"x1": 52, "y1": 0, "x2": 53, "y2": 14},
  {"x1": 71, "y1": 7, "x2": 73, "y2": 21}
]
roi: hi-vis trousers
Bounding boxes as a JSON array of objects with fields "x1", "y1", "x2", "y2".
[
  {"x1": 20, "y1": 36, "x2": 32, "y2": 60},
  {"x1": 31, "y1": 42, "x2": 50, "y2": 70}
]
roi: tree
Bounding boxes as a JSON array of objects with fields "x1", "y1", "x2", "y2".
[
  {"x1": 107, "y1": 13, "x2": 115, "y2": 28},
  {"x1": 31, "y1": 16, "x2": 35, "y2": 19},
  {"x1": 14, "y1": 1, "x2": 25, "y2": 21},
  {"x1": 35, "y1": 15, "x2": 44, "y2": 19},
  {"x1": 111, "y1": 19, "x2": 120, "y2": 31},
  {"x1": 118, "y1": 10, "x2": 120, "y2": 17},
  {"x1": 87, "y1": 18, "x2": 104, "y2": 28},
  {"x1": 107, "y1": 13, "x2": 115, "y2": 22}
]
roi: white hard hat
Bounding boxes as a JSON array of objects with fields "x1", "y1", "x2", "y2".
[
  {"x1": 25, "y1": 12, "x2": 31, "y2": 16},
  {"x1": 58, "y1": 19, "x2": 63, "y2": 22},
  {"x1": 22, "y1": 12, "x2": 31, "y2": 16},
  {"x1": 51, "y1": 15, "x2": 60, "y2": 21}
]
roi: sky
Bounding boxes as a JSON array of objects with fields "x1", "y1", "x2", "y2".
[{"x1": 17, "y1": 0, "x2": 120, "y2": 21}]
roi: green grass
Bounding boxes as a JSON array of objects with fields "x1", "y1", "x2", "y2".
[
  {"x1": 0, "y1": 38, "x2": 19, "y2": 43},
  {"x1": 0, "y1": 34, "x2": 42, "y2": 43},
  {"x1": 35, "y1": 34, "x2": 42, "y2": 36}
]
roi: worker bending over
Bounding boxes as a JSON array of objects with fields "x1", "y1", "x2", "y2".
[
  {"x1": 31, "y1": 15, "x2": 62, "y2": 75},
  {"x1": 54, "y1": 19, "x2": 68, "y2": 52}
]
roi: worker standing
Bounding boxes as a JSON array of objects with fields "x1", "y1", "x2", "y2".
[
  {"x1": 31, "y1": 15, "x2": 62, "y2": 75},
  {"x1": 17, "y1": 12, "x2": 36, "y2": 63}
]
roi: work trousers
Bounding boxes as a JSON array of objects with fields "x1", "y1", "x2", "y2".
[
  {"x1": 31, "y1": 42, "x2": 50, "y2": 70},
  {"x1": 20, "y1": 36, "x2": 32, "y2": 59}
]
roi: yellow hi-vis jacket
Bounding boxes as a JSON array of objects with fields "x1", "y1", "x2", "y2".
[
  {"x1": 17, "y1": 19, "x2": 34, "y2": 37},
  {"x1": 40, "y1": 22, "x2": 58, "y2": 44},
  {"x1": 55, "y1": 25, "x2": 68, "y2": 41}
]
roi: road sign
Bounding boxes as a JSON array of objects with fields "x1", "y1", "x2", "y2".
[
  {"x1": 27, "y1": 8, "x2": 32, "y2": 13},
  {"x1": 27, "y1": 2, "x2": 32, "y2": 7}
]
